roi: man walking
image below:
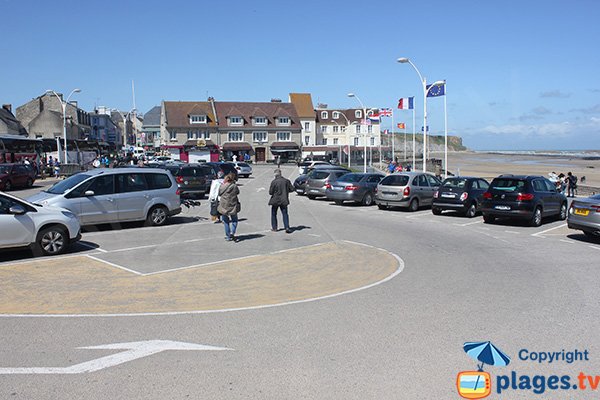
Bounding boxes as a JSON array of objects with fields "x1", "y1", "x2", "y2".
[{"x1": 269, "y1": 169, "x2": 294, "y2": 233}]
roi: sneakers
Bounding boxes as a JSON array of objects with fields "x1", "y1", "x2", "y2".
[{"x1": 285, "y1": 229, "x2": 292, "y2": 234}]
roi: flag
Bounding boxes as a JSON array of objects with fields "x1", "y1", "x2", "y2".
[
  {"x1": 397, "y1": 123, "x2": 405, "y2": 129},
  {"x1": 367, "y1": 110, "x2": 380, "y2": 123},
  {"x1": 398, "y1": 97, "x2": 414, "y2": 109},
  {"x1": 383, "y1": 129, "x2": 390, "y2": 135},
  {"x1": 379, "y1": 108, "x2": 393, "y2": 117},
  {"x1": 426, "y1": 82, "x2": 445, "y2": 97}
]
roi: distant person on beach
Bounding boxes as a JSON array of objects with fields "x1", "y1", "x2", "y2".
[{"x1": 566, "y1": 172, "x2": 577, "y2": 197}]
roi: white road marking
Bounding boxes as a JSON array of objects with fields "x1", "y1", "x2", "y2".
[
  {"x1": 85, "y1": 255, "x2": 143, "y2": 276},
  {"x1": 0, "y1": 340, "x2": 231, "y2": 375},
  {"x1": 590, "y1": 246, "x2": 600, "y2": 251},
  {"x1": 308, "y1": 234, "x2": 321, "y2": 237},
  {"x1": 405, "y1": 212, "x2": 431, "y2": 219},
  {"x1": 559, "y1": 239, "x2": 575, "y2": 244},
  {"x1": 458, "y1": 220, "x2": 483, "y2": 227},
  {"x1": 256, "y1": 187, "x2": 266, "y2": 192},
  {"x1": 531, "y1": 223, "x2": 567, "y2": 237},
  {"x1": 504, "y1": 230, "x2": 520, "y2": 235}
]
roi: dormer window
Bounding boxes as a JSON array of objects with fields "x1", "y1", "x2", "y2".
[
  {"x1": 332, "y1": 111, "x2": 340, "y2": 119},
  {"x1": 229, "y1": 116, "x2": 243, "y2": 126},
  {"x1": 321, "y1": 111, "x2": 328, "y2": 119},
  {"x1": 355, "y1": 110, "x2": 362, "y2": 118},
  {"x1": 190, "y1": 115, "x2": 207, "y2": 124},
  {"x1": 277, "y1": 116, "x2": 290, "y2": 126}
]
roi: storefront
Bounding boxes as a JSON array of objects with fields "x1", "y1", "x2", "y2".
[
  {"x1": 222, "y1": 142, "x2": 252, "y2": 162},
  {"x1": 270, "y1": 142, "x2": 300, "y2": 162},
  {"x1": 184, "y1": 139, "x2": 219, "y2": 162}
]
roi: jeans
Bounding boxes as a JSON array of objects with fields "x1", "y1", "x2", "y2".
[
  {"x1": 221, "y1": 214, "x2": 238, "y2": 239},
  {"x1": 271, "y1": 205, "x2": 290, "y2": 230}
]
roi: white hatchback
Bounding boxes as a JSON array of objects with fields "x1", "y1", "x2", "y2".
[{"x1": 0, "y1": 191, "x2": 81, "y2": 256}]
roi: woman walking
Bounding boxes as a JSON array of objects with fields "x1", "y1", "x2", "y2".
[{"x1": 217, "y1": 173, "x2": 240, "y2": 242}]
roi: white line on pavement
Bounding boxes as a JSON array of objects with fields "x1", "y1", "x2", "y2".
[
  {"x1": 504, "y1": 230, "x2": 520, "y2": 235},
  {"x1": 559, "y1": 239, "x2": 575, "y2": 244},
  {"x1": 459, "y1": 220, "x2": 483, "y2": 227},
  {"x1": 85, "y1": 255, "x2": 143, "y2": 276},
  {"x1": 590, "y1": 246, "x2": 600, "y2": 251},
  {"x1": 531, "y1": 223, "x2": 567, "y2": 237}
]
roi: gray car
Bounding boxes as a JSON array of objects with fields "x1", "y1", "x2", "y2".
[
  {"x1": 326, "y1": 173, "x2": 384, "y2": 206},
  {"x1": 567, "y1": 194, "x2": 600, "y2": 238},
  {"x1": 375, "y1": 171, "x2": 442, "y2": 211},
  {"x1": 305, "y1": 168, "x2": 351, "y2": 200},
  {"x1": 27, "y1": 168, "x2": 182, "y2": 227}
]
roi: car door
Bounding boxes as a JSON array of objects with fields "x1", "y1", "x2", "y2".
[
  {"x1": 116, "y1": 173, "x2": 150, "y2": 221},
  {"x1": 67, "y1": 175, "x2": 118, "y2": 225},
  {"x1": 13, "y1": 165, "x2": 27, "y2": 187},
  {"x1": 425, "y1": 175, "x2": 441, "y2": 205},
  {"x1": 0, "y1": 194, "x2": 35, "y2": 247},
  {"x1": 414, "y1": 174, "x2": 430, "y2": 205},
  {"x1": 532, "y1": 179, "x2": 554, "y2": 215},
  {"x1": 366, "y1": 175, "x2": 382, "y2": 194},
  {"x1": 542, "y1": 178, "x2": 561, "y2": 214}
]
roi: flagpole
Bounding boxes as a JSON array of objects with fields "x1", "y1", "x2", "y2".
[
  {"x1": 391, "y1": 111, "x2": 395, "y2": 162},
  {"x1": 412, "y1": 107, "x2": 416, "y2": 169},
  {"x1": 444, "y1": 82, "x2": 448, "y2": 178},
  {"x1": 404, "y1": 126, "x2": 407, "y2": 161}
]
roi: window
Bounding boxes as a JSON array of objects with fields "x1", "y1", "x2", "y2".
[
  {"x1": 253, "y1": 132, "x2": 268, "y2": 143},
  {"x1": 304, "y1": 122, "x2": 310, "y2": 131},
  {"x1": 187, "y1": 130, "x2": 198, "y2": 140},
  {"x1": 321, "y1": 125, "x2": 328, "y2": 134},
  {"x1": 85, "y1": 175, "x2": 115, "y2": 196},
  {"x1": 354, "y1": 137, "x2": 359, "y2": 146},
  {"x1": 276, "y1": 131, "x2": 291, "y2": 141},
  {"x1": 370, "y1": 137, "x2": 375, "y2": 146},
  {"x1": 333, "y1": 126, "x2": 339, "y2": 133},
  {"x1": 478, "y1": 180, "x2": 489, "y2": 190},
  {"x1": 169, "y1": 131, "x2": 177, "y2": 141},
  {"x1": 277, "y1": 117, "x2": 290, "y2": 126},
  {"x1": 356, "y1": 125, "x2": 361, "y2": 134},
  {"x1": 368, "y1": 125, "x2": 373, "y2": 134},
  {"x1": 321, "y1": 111, "x2": 328, "y2": 119},
  {"x1": 322, "y1": 138, "x2": 328, "y2": 145},
  {"x1": 304, "y1": 135, "x2": 310, "y2": 145},
  {"x1": 355, "y1": 110, "x2": 362, "y2": 118},
  {"x1": 229, "y1": 116, "x2": 243, "y2": 126},
  {"x1": 189, "y1": 115, "x2": 206, "y2": 124},
  {"x1": 117, "y1": 173, "x2": 148, "y2": 193},
  {"x1": 533, "y1": 179, "x2": 547, "y2": 192},
  {"x1": 333, "y1": 138, "x2": 338, "y2": 145},
  {"x1": 199, "y1": 130, "x2": 210, "y2": 139},
  {"x1": 367, "y1": 175, "x2": 383, "y2": 183},
  {"x1": 427, "y1": 175, "x2": 441, "y2": 186},
  {"x1": 380, "y1": 175, "x2": 409, "y2": 187},
  {"x1": 147, "y1": 173, "x2": 172, "y2": 189},
  {"x1": 415, "y1": 175, "x2": 429, "y2": 187},
  {"x1": 228, "y1": 132, "x2": 244, "y2": 142},
  {"x1": 0, "y1": 194, "x2": 21, "y2": 214},
  {"x1": 254, "y1": 116, "x2": 267, "y2": 126},
  {"x1": 341, "y1": 126, "x2": 346, "y2": 133},
  {"x1": 333, "y1": 111, "x2": 340, "y2": 119}
]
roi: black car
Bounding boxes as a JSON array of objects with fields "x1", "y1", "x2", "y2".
[
  {"x1": 204, "y1": 162, "x2": 238, "y2": 180},
  {"x1": 432, "y1": 177, "x2": 490, "y2": 217},
  {"x1": 163, "y1": 163, "x2": 214, "y2": 199},
  {"x1": 480, "y1": 175, "x2": 568, "y2": 227}
]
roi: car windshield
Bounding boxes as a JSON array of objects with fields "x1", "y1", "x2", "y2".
[
  {"x1": 45, "y1": 173, "x2": 92, "y2": 194},
  {"x1": 490, "y1": 178, "x2": 526, "y2": 192},
  {"x1": 0, "y1": 165, "x2": 11, "y2": 174},
  {"x1": 442, "y1": 178, "x2": 468, "y2": 188},
  {"x1": 337, "y1": 173, "x2": 362, "y2": 183},
  {"x1": 380, "y1": 175, "x2": 410, "y2": 186},
  {"x1": 237, "y1": 162, "x2": 250, "y2": 167}
]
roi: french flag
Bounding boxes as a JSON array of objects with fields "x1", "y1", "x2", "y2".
[{"x1": 398, "y1": 97, "x2": 414, "y2": 110}]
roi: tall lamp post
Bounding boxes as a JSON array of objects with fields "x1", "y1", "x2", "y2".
[
  {"x1": 46, "y1": 88, "x2": 81, "y2": 163},
  {"x1": 347, "y1": 93, "x2": 368, "y2": 173},
  {"x1": 112, "y1": 108, "x2": 137, "y2": 152},
  {"x1": 397, "y1": 58, "x2": 444, "y2": 173}
]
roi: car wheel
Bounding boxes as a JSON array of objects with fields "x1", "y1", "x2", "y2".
[
  {"x1": 408, "y1": 198, "x2": 419, "y2": 212},
  {"x1": 465, "y1": 202, "x2": 477, "y2": 218},
  {"x1": 26, "y1": 178, "x2": 33, "y2": 187},
  {"x1": 432, "y1": 207, "x2": 442, "y2": 215},
  {"x1": 334, "y1": 200, "x2": 344, "y2": 206},
  {"x1": 483, "y1": 214, "x2": 495, "y2": 224},
  {"x1": 146, "y1": 205, "x2": 168, "y2": 226},
  {"x1": 531, "y1": 206, "x2": 543, "y2": 227},
  {"x1": 4, "y1": 180, "x2": 12, "y2": 191},
  {"x1": 362, "y1": 193, "x2": 374, "y2": 206},
  {"x1": 377, "y1": 204, "x2": 387, "y2": 210},
  {"x1": 307, "y1": 195, "x2": 316, "y2": 200},
  {"x1": 35, "y1": 226, "x2": 68, "y2": 256},
  {"x1": 558, "y1": 202, "x2": 567, "y2": 220}
]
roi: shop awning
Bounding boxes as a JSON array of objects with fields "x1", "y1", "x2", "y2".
[
  {"x1": 222, "y1": 142, "x2": 252, "y2": 151},
  {"x1": 270, "y1": 142, "x2": 300, "y2": 152}
]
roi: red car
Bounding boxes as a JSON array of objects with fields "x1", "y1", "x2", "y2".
[{"x1": 0, "y1": 163, "x2": 36, "y2": 190}]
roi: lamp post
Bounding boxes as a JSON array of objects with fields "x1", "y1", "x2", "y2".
[
  {"x1": 46, "y1": 88, "x2": 81, "y2": 163},
  {"x1": 112, "y1": 108, "x2": 137, "y2": 152},
  {"x1": 347, "y1": 93, "x2": 368, "y2": 173},
  {"x1": 397, "y1": 58, "x2": 444, "y2": 173}
]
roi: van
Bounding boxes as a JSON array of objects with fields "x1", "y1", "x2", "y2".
[{"x1": 26, "y1": 168, "x2": 181, "y2": 227}]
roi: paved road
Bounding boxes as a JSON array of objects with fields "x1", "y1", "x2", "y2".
[{"x1": 1, "y1": 165, "x2": 599, "y2": 399}]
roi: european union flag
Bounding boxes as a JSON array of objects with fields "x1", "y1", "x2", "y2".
[{"x1": 426, "y1": 83, "x2": 445, "y2": 97}]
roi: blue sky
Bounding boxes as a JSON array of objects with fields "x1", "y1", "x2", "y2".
[{"x1": 2, "y1": 0, "x2": 599, "y2": 150}]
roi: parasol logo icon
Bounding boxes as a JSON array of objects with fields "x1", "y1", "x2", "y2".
[{"x1": 457, "y1": 341, "x2": 511, "y2": 399}]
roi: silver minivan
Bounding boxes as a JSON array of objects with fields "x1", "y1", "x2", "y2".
[
  {"x1": 27, "y1": 168, "x2": 181, "y2": 226},
  {"x1": 375, "y1": 171, "x2": 441, "y2": 211}
]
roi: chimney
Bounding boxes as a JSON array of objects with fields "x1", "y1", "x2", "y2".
[
  {"x1": 2, "y1": 104, "x2": 11, "y2": 113},
  {"x1": 270, "y1": 98, "x2": 282, "y2": 103}
]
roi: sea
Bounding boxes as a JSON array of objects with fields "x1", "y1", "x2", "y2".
[{"x1": 475, "y1": 150, "x2": 600, "y2": 160}]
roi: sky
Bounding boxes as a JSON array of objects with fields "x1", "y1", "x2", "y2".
[{"x1": 1, "y1": 0, "x2": 599, "y2": 150}]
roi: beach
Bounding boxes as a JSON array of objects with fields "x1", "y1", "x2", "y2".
[{"x1": 440, "y1": 151, "x2": 600, "y2": 191}]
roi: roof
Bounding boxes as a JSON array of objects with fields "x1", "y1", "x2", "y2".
[
  {"x1": 0, "y1": 107, "x2": 28, "y2": 136},
  {"x1": 289, "y1": 93, "x2": 315, "y2": 118},
  {"x1": 213, "y1": 101, "x2": 300, "y2": 129},
  {"x1": 163, "y1": 101, "x2": 217, "y2": 128},
  {"x1": 143, "y1": 106, "x2": 161, "y2": 126},
  {"x1": 315, "y1": 109, "x2": 365, "y2": 125}
]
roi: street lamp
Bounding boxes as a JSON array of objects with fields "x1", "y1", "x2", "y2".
[
  {"x1": 46, "y1": 88, "x2": 81, "y2": 164},
  {"x1": 397, "y1": 58, "x2": 444, "y2": 173},
  {"x1": 347, "y1": 93, "x2": 368, "y2": 173},
  {"x1": 112, "y1": 108, "x2": 137, "y2": 152}
]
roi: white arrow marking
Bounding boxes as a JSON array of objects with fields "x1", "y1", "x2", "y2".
[
  {"x1": 0, "y1": 340, "x2": 232, "y2": 374},
  {"x1": 256, "y1": 187, "x2": 266, "y2": 192}
]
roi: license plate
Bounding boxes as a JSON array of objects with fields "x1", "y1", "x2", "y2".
[
  {"x1": 310, "y1": 189, "x2": 318, "y2": 193},
  {"x1": 441, "y1": 193, "x2": 455, "y2": 198},
  {"x1": 333, "y1": 187, "x2": 343, "y2": 191},
  {"x1": 574, "y1": 208, "x2": 589, "y2": 216},
  {"x1": 494, "y1": 205, "x2": 511, "y2": 210}
]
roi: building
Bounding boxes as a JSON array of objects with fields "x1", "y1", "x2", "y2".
[
  {"x1": 141, "y1": 106, "x2": 161, "y2": 148},
  {"x1": 16, "y1": 92, "x2": 91, "y2": 141},
  {"x1": 289, "y1": 93, "x2": 316, "y2": 146},
  {"x1": 0, "y1": 104, "x2": 27, "y2": 136},
  {"x1": 90, "y1": 107, "x2": 119, "y2": 148}
]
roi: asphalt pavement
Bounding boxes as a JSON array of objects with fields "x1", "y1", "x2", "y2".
[{"x1": 1, "y1": 165, "x2": 599, "y2": 399}]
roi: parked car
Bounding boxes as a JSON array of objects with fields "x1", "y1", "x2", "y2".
[
  {"x1": 204, "y1": 162, "x2": 238, "y2": 180},
  {"x1": 375, "y1": 172, "x2": 442, "y2": 211},
  {"x1": 232, "y1": 162, "x2": 253, "y2": 178},
  {"x1": 27, "y1": 168, "x2": 182, "y2": 227},
  {"x1": 480, "y1": 175, "x2": 567, "y2": 227},
  {"x1": 326, "y1": 173, "x2": 384, "y2": 206},
  {"x1": 567, "y1": 194, "x2": 600, "y2": 238},
  {"x1": 0, "y1": 191, "x2": 81, "y2": 255},
  {"x1": 298, "y1": 161, "x2": 331, "y2": 175},
  {"x1": 0, "y1": 163, "x2": 36, "y2": 190},
  {"x1": 166, "y1": 163, "x2": 214, "y2": 199},
  {"x1": 294, "y1": 166, "x2": 349, "y2": 195},
  {"x1": 432, "y1": 177, "x2": 490, "y2": 217},
  {"x1": 305, "y1": 168, "x2": 352, "y2": 199}
]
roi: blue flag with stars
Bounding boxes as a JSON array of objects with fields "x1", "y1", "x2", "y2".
[{"x1": 426, "y1": 83, "x2": 445, "y2": 97}]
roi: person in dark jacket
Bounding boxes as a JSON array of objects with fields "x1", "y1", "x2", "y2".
[
  {"x1": 268, "y1": 169, "x2": 294, "y2": 233},
  {"x1": 217, "y1": 173, "x2": 240, "y2": 241}
]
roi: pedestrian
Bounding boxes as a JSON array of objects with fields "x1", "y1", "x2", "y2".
[
  {"x1": 54, "y1": 160, "x2": 60, "y2": 178},
  {"x1": 269, "y1": 169, "x2": 294, "y2": 233},
  {"x1": 232, "y1": 154, "x2": 238, "y2": 162},
  {"x1": 566, "y1": 172, "x2": 578, "y2": 197},
  {"x1": 217, "y1": 172, "x2": 240, "y2": 242},
  {"x1": 208, "y1": 170, "x2": 225, "y2": 223},
  {"x1": 92, "y1": 156, "x2": 101, "y2": 168},
  {"x1": 23, "y1": 157, "x2": 31, "y2": 165},
  {"x1": 388, "y1": 160, "x2": 396, "y2": 174}
]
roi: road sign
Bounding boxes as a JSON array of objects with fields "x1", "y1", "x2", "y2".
[
  {"x1": 129, "y1": 146, "x2": 134, "y2": 152},
  {"x1": 0, "y1": 340, "x2": 232, "y2": 374}
]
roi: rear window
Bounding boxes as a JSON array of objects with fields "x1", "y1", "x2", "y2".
[
  {"x1": 337, "y1": 173, "x2": 362, "y2": 183},
  {"x1": 146, "y1": 173, "x2": 172, "y2": 189},
  {"x1": 237, "y1": 162, "x2": 250, "y2": 167},
  {"x1": 312, "y1": 171, "x2": 331, "y2": 180},
  {"x1": 442, "y1": 178, "x2": 468, "y2": 189},
  {"x1": 180, "y1": 166, "x2": 211, "y2": 177},
  {"x1": 490, "y1": 178, "x2": 527, "y2": 192},
  {"x1": 380, "y1": 175, "x2": 410, "y2": 186}
]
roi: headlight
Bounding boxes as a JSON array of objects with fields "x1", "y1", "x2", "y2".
[{"x1": 61, "y1": 211, "x2": 76, "y2": 219}]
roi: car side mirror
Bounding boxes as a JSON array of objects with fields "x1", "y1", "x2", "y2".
[
  {"x1": 9, "y1": 205, "x2": 26, "y2": 215},
  {"x1": 84, "y1": 190, "x2": 95, "y2": 196}
]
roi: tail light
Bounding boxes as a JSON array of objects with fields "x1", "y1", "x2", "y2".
[
  {"x1": 345, "y1": 185, "x2": 359, "y2": 191},
  {"x1": 433, "y1": 190, "x2": 439, "y2": 198},
  {"x1": 403, "y1": 186, "x2": 410, "y2": 197},
  {"x1": 374, "y1": 187, "x2": 378, "y2": 194},
  {"x1": 516, "y1": 193, "x2": 534, "y2": 201},
  {"x1": 176, "y1": 188, "x2": 181, "y2": 196},
  {"x1": 591, "y1": 205, "x2": 600, "y2": 213},
  {"x1": 176, "y1": 176, "x2": 184, "y2": 184},
  {"x1": 483, "y1": 191, "x2": 492, "y2": 199},
  {"x1": 325, "y1": 183, "x2": 332, "y2": 189},
  {"x1": 460, "y1": 192, "x2": 468, "y2": 201}
]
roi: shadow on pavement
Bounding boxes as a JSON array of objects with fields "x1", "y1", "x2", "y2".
[
  {"x1": 235, "y1": 233, "x2": 265, "y2": 242},
  {"x1": 566, "y1": 233, "x2": 600, "y2": 244},
  {"x1": 82, "y1": 216, "x2": 203, "y2": 233},
  {"x1": 0, "y1": 240, "x2": 100, "y2": 263}
]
